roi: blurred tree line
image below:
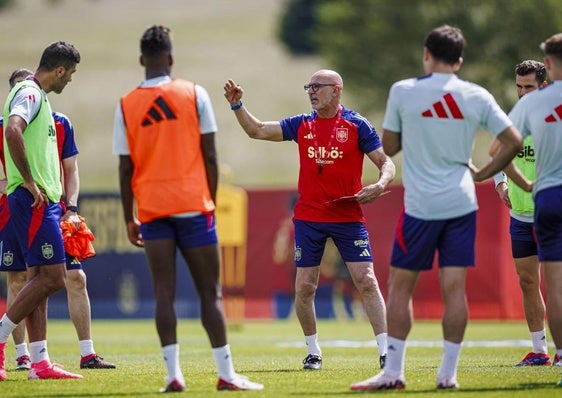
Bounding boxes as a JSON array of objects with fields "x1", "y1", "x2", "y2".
[{"x1": 279, "y1": 0, "x2": 562, "y2": 114}]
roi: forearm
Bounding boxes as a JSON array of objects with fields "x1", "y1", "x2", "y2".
[
  {"x1": 376, "y1": 157, "x2": 396, "y2": 189},
  {"x1": 63, "y1": 161, "x2": 80, "y2": 206},
  {"x1": 118, "y1": 156, "x2": 136, "y2": 223},
  {"x1": 206, "y1": 157, "x2": 218, "y2": 204},
  {"x1": 232, "y1": 105, "x2": 269, "y2": 139},
  {"x1": 5, "y1": 133, "x2": 33, "y2": 184}
]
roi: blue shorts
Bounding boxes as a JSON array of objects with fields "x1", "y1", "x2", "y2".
[
  {"x1": 391, "y1": 211, "x2": 476, "y2": 271},
  {"x1": 293, "y1": 220, "x2": 372, "y2": 267},
  {"x1": 0, "y1": 204, "x2": 80, "y2": 272},
  {"x1": 8, "y1": 187, "x2": 65, "y2": 267},
  {"x1": 66, "y1": 256, "x2": 82, "y2": 270},
  {"x1": 534, "y1": 186, "x2": 562, "y2": 261},
  {"x1": 140, "y1": 213, "x2": 218, "y2": 249},
  {"x1": 509, "y1": 217, "x2": 538, "y2": 258},
  {"x1": 0, "y1": 218, "x2": 26, "y2": 272}
]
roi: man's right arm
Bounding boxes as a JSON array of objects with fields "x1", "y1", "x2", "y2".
[
  {"x1": 4, "y1": 115, "x2": 46, "y2": 207},
  {"x1": 223, "y1": 79, "x2": 283, "y2": 141},
  {"x1": 472, "y1": 125, "x2": 523, "y2": 182}
]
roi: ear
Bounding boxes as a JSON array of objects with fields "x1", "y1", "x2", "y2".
[
  {"x1": 55, "y1": 66, "x2": 65, "y2": 78},
  {"x1": 453, "y1": 57, "x2": 463, "y2": 72},
  {"x1": 543, "y1": 56, "x2": 552, "y2": 71},
  {"x1": 168, "y1": 54, "x2": 174, "y2": 67},
  {"x1": 139, "y1": 55, "x2": 145, "y2": 66},
  {"x1": 423, "y1": 47, "x2": 430, "y2": 62}
]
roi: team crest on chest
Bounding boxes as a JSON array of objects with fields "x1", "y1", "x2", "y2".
[
  {"x1": 336, "y1": 128, "x2": 348, "y2": 143},
  {"x1": 42, "y1": 243, "x2": 54, "y2": 259}
]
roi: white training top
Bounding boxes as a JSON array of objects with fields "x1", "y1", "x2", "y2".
[
  {"x1": 112, "y1": 75, "x2": 218, "y2": 155},
  {"x1": 383, "y1": 73, "x2": 513, "y2": 220},
  {"x1": 509, "y1": 80, "x2": 562, "y2": 196},
  {"x1": 8, "y1": 85, "x2": 42, "y2": 123}
]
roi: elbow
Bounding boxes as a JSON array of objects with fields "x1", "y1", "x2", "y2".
[
  {"x1": 514, "y1": 135, "x2": 524, "y2": 153},
  {"x1": 246, "y1": 130, "x2": 260, "y2": 139},
  {"x1": 383, "y1": 144, "x2": 399, "y2": 157}
]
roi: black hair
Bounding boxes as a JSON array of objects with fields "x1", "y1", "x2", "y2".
[
  {"x1": 38, "y1": 41, "x2": 80, "y2": 71},
  {"x1": 424, "y1": 25, "x2": 465, "y2": 65},
  {"x1": 140, "y1": 25, "x2": 172, "y2": 57}
]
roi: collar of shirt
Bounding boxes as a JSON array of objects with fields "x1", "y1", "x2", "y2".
[{"x1": 139, "y1": 75, "x2": 172, "y2": 88}]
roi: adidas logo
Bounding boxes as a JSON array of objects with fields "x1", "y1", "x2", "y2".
[
  {"x1": 545, "y1": 104, "x2": 562, "y2": 122},
  {"x1": 141, "y1": 96, "x2": 177, "y2": 126},
  {"x1": 359, "y1": 249, "x2": 370, "y2": 257},
  {"x1": 421, "y1": 93, "x2": 464, "y2": 119},
  {"x1": 304, "y1": 132, "x2": 314, "y2": 139}
]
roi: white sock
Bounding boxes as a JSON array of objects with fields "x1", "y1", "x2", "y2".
[
  {"x1": 212, "y1": 344, "x2": 236, "y2": 381},
  {"x1": 384, "y1": 336, "x2": 406, "y2": 377},
  {"x1": 29, "y1": 340, "x2": 50, "y2": 364},
  {"x1": 530, "y1": 329, "x2": 548, "y2": 354},
  {"x1": 162, "y1": 344, "x2": 184, "y2": 385},
  {"x1": 305, "y1": 333, "x2": 322, "y2": 356},
  {"x1": 15, "y1": 342, "x2": 29, "y2": 358},
  {"x1": 557, "y1": 348, "x2": 562, "y2": 357},
  {"x1": 79, "y1": 339, "x2": 95, "y2": 357},
  {"x1": 376, "y1": 332, "x2": 388, "y2": 356},
  {"x1": 0, "y1": 314, "x2": 17, "y2": 343},
  {"x1": 437, "y1": 340, "x2": 462, "y2": 379}
]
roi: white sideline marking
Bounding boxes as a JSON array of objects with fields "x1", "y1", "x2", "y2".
[{"x1": 277, "y1": 339, "x2": 548, "y2": 348}]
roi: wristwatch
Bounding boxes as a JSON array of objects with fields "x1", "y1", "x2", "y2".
[{"x1": 67, "y1": 205, "x2": 79, "y2": 213}]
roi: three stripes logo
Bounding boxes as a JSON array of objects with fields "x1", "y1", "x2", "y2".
[
  {"x1": 421, "y1": 93, "x2": 464, "y2": 119},
  {"x1": 142, "y1": 96, "x2": 177, "y2": 126},
  {"x1": 545, "y1": 104, "x2": 562, "y2": 123},
  {"x1": 359, "y1": 248, "x2": 370, "y2": 257}
]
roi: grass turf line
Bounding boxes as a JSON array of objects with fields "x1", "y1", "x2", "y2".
[{"x1": 1, "y1": 319, "x2": 560, "y2": 397}]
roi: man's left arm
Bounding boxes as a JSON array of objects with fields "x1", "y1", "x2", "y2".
[
  {"x1": 61, "y1": 155, "x2": 80, "y2": 221},
  {"x1": 201, "y1": 133, "x2": 218, "y2": 204},
  {"x1": 355, "y1": 147, "x2": 396, "y2": 204}
]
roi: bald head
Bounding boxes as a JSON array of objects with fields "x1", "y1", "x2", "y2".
[{"x1": 311, "y1": 69, "x2": 343, "y2": 87}]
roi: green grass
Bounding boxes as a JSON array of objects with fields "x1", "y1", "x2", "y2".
[{"x1": 2, "y1": 319, "x2": 561, "y2": 397}]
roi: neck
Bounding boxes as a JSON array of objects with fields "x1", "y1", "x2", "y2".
[
  {"x1": 33, "y1": 72, "x2": 52, "y2": 93},
  {"x1": 316, "y1": 104, "x2": 341, "y2": 119},
  {"x1": 428, "y1": 66, "x2": 455, "y2": 74},
  {"x1": 145, "y1": 67, "x2": 171, "y2": 80}
]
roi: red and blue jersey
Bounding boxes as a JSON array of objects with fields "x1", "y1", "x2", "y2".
[{"x1": 280, "y1": 106, "x2": 381, "y2": 223}]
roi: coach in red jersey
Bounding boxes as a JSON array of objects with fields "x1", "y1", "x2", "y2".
[{"x1": 224, "y1": 70, "x2": 395, "y2": 371}]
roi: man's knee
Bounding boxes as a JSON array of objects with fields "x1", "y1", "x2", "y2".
[{"x1": 66, "y1": 269, "x2": 87, "y2": 291}]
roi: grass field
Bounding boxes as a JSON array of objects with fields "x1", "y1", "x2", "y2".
[{"x1": 1, "y1": 319, "x2": 560, "y2": 397}]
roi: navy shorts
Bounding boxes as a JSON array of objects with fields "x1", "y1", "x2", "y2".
[
  {"x1": 8, "y1": 187, "x2": 65, "y2": 267},
  {"x1": 509, "y1": 217, "x2": 538, "y2": 258},
  {"x1": 534, "y1": 186, "x2": 562, "y2": 261},
  {"x1": 0, "y1": 205, "x2": 81, "y2": 272},
  {"x1": 0, "y1": 218, "x2": 26, "y2": 272},
  {"x1": 391, "y1": 211, "x2": 476, "y2": 271},
  {"x1": 140, "y1": 213, "x2": 218, "y2": 249},
  {"x1": 293, "y1": 220, "x2": 372, "y2": 267}
]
